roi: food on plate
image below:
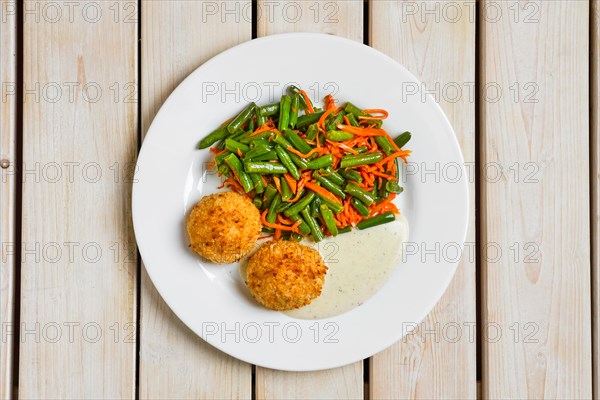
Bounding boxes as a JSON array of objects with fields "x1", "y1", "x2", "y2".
[
  {"x1": 245, "y1": 240, "x2": 327, "y2": 310},
  {"x1": 198, "y1": 86, "x2": 412, "y2": 243},
  {"x1": 186, "y1": 192, "x2": 261, "y2": 263}
]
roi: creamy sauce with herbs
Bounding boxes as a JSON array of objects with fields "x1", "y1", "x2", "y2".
[{"x1": 285, "y1": 214, "x2": 409, "y2": 319}]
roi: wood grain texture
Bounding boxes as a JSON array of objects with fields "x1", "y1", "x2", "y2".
[
  {"x1": 0, "y1": 2, "x2": 16, "y2": 398},
  {"x1": 481, "y1": 1, "x2": 591, "y2": 398},
  {"x1": 257, "y1": 0, "x2": 363, "y2": 42},
  {"x1": 369, "y1": 1, "x2": 476, "y2": 398},
  {"x1": 256, "y1": 1, "x2": 364, "y2": 399},
  {"x1": 140, "y1": 1, "x2": 252, "y2": 398},
  {"x1": 592, "y1": 1, "x2": 600, "y2": 398},
  {"x1": 19, "y1": 1, "x2": 138, "y2": 398}
]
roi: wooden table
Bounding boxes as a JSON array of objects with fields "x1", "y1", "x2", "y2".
[{"x1": 0, "y1": 1, "x2": 596, "y2": 398}]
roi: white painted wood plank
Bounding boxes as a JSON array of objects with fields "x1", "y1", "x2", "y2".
[
  {"x1": 256, "y1": 1, "x2": 364, "y2": 399},
  {"x1": 592, "y1": 1, "x2": 599, "y2": 398},
  {"x1": 369, "y1": 1, "x2": 476, "y2": 398},
  {"x1": 19, "y1": 1, "x2": 138, "y2": 398},
  {"x1": 0, "y1": 2, "x2": 16, "y2": 398},
  {"x1": 140, "y1": 2, "x2": 252, "y2": 398},
  {"x1": 481, "y1": 1, "x2": 591, "y2": 398}
]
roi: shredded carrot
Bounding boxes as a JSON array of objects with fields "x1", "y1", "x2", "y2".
[
  {"x1": 287, "y1": 146, "x2": 324, "y2": 158},
  {"x1": 304, "y1": 181, "x2": 342, "y2": 204},
  {"x1": 324, "y1": 94, "x2": 335, "y2": 110},
  {"x1": 210, "y1": 147, "x2": 228, "y2": 155},
  {"x1": 358, "y1": 109, "x2": 388, "y2": 120},
  {"x1": 261, "y1": 210, "x2": 302, "y2": 234},
  {"x1": 299, "y1": 90, "x2": 314, "y2": 114},
  {"x1": 237, "y1": 149, "x2": 243, "y2": 157},
  {"x1": 273, "y1": 176, "x2": 282, "y2": 195},
  {"x1": 343, "y1": 115, "x2": 351, "y2": 125},
  {"x1": 274, "y1": 229, "x2": 282, "y2": 240},
  {"x1": 277, "y1": 214, "x2": 294, "y2": 225},
  {"x1": 318, "y1": 108, "x2": 335, "y2": 133},
  {"x1": 248, "y1": 120, "x2": 275, "y2": 137},
  {"x1": 286, "y1": 179, "x2": 306, "y2": 202},
  {"x1": 283, "y1": 173, "x2": 297, "y2": 193},
  {"x1": 337, "y1": 124, "x2": 386, "y2": 137}
]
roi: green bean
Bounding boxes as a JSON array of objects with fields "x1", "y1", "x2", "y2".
[
  {"x1": 344, "y1": 182, "x2": 376, "y2": 206},
  {"x1": 326, "y1": 112, "x2": 345, "y2": 131},
  {"x1": 338, "y1": 168, "x2": 363, "y2": 183},
  {"x1": 296, "y1": 111, "x2": 325, "y2": 129},
  {"x1": 301, "y1": 208, "x2": 325, "y2": 242},
  {"x1": 227, "y1": 102, "x2": 256, "y2": 134},
  {"x1": 266, "y1": 194, "x2": 281, "y2": 224},
  {"x1": 315, "y1": 173, "x2": 345, "y2": 198},
  {"x1": 340, "y1": 152, "x2": 383, "y2": 168},
  {"x1": 386, "y1": 181, "x2": 404, "y2": 194},
  {"x1": 224, "y1": 154, "x2": 253, "y2": 192},
  {"x1": 355, "y1": 146, "x2": 368, "y2": 154},
  {"x1": 357, "y1": 211, "x2": 396, "y2": 230},
  {"x1": 394, "y1": 131, "x2": 412, "y2": 148},
  {"x1": 379, "y1": 178, "x2": 389, "y2": 199},
  {"x1": 284, "y1": 129, "x2": 312, "y2": 154},
  {"x1": 320, "y1": 166, "x2": 345, "y2": 185},
  {"x1": 326, "y1": 130, "x2": 354, "y2": 142},
  {"x1": 214, "y1": 150, "x2": 232, "y2": 165},
  {"x1": 216, "y1": 138, "x2": 227, "y2": 150},
  {"x1": 283, "y1": 192, "x2": 316, "y2": 216},
  {"x1": 370, "y1": 120, "x2": 383, "y2": 129},
  {"x1": 263, "y1": 184, "x2": 278, "y2": 209},
  {"x1": 250, "y1": 138, "x2": 271, "y2": 149},
  {"x1": 344, "y1": 102, "x2": 367, "y2": 118},
  {"x1": 350, "y1": 198, "x2": 370, "y2": 217},
  {"x1": 278, "y1": 95, "x2": 292, "y2": 131},
  {"x1": 289, "y1": 94, "x2": 299, "y2": 128},
  {"x1": 245, "y1": 145, "x2": 271, "y2": 160},
  {"x1": 255, "y1": 105, "x2": 266, "y2": 126},
  {"x1": 371, "y1": 182, "x2": 378, "y2": 198},
  {"x1": 280, "y1": 176, "x2": 293, "y2": 201},
  {"x1": 276, "y1": 201, "x2": 292, "y2": 213},
  {"x1": 338, "y1": 226, "x2": 352, "y2": 234},
  {"x1": 239, "y1": 130, "x2": 272, "y2": 144},
  {"x1": 250, "y1": 173, "x2": 265, "y2": 194},
  {"x1": 253, "y1": 197, "x2": 262, "y2": 209},
  {"x1": 288, "y1": 152, "x2": 309, "y2": 170},
  {"x1": 244, "y1": 161, "x2": 287, "y2": 174},
  {"x1": 306, "y1": 154, "x2": 333, "y2": 170},
  {"x1": 262, "y1": 227, "x2": 275, "y2": 234},
  {"x1": 249, "y1": 150, "x2": 279, "y2": 162},
  {"x1": 225, "y1": 138, "x2": 249, "y2": 155},
  {"x1": 288, "y1": 85, "x2": 309, "y2": 110},
  {"x1": 259, "y1": 103, "x2": 279, "y2": 117},
  {"x1": 217, "y1": 163, "x2": 231, "y2": 178},
  {"x1": 198, "y1": 126, "x2": 229, "y2": 149},
  {"x1": 272, "y1": 133, "x2": 293, "y2": 149},
  {"x1": 346, "y1": 113, "x2": 359, "y2": 127},
  {"x1": 315, "y1": 193, "x2": 344, "y2": 214},
  {"x1": 247, "y1": 118, "x2": 255, "y2": 132},
  {"x1": 274, "y1": 145, "x2": 301, "y2": 180},
  {"x1": 305, "y1": 123, "x2": 319, "y2": 140},
  {"x1": 375, "y1": 136, "x2": 396, "y2": 156},
  {"x1": 310, "y1": 196, "x2": 322, "y2": 218},
  {"x1": 320, "y1": 204, "x2": 338, "y2": 236},
  {"x1": 230, "y1": 129, "x2": 251, "y2": 143},
  {"x1": 289, "y1": 213, "x2": 311, "y2": 235}
]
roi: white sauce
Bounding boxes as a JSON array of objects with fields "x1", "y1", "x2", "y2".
[{"x1": 285, "y1": 214, "x2": 409, "y2": 320}]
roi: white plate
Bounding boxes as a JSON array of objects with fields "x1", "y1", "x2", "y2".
[{"x1": 133, "y1": 33, "x2": 468, "y2": 371}]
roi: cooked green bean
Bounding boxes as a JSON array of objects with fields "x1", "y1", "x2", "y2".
[
  {"x1": 198, "y1": 126, "x2": 229, "y2": 149},
  {"x1": 289, "y1": 213, "x2": 311, "y2": 235},
  {"x1": 386, "y1": 181, "x2": 404, "y2": 193},
  {"x1": 338, "y1": 168, "x2": 363, "y2": 183},
  {"x1": 214, "y1": 150, "x2": 232, "y2": 165},
  {"x1": 296, "y1": 111, "x2": 325, "y2": 129},
  {"x1": 249, "y1": 150, "x2": 279, "y2": 162},
  {"x1": 283, "y1": 192, "x2": 316, "y2": 216},
  {"x1": 250, "y1": 173, "x2": 265, "y2": 194},
  {"x1": 288, "y1": 152, "x2": 309, "y2": 170},
  {"x1": 289, "y1": 94, "x2": 299, "y2": 128},
  {"x1": 244, "y1": 161, "x2": 287, "y2": 174},
  {"x1": 245, "y1": 145, "x2": 271, "y2": 160},
  {"x1": 278, "y1": 95, "x2": 292, "y2": 131},
  {"x1": 227, "y1": 102, "x2": 256, "y2": 134},
  {"x1": 253, "y1": 197, "x2": 262, "y2": 209},
  {"x1": 344, "y1": 182, "x2": 376, "y2": 206},
  {"x1": 326, "y1": 112, "x2": 345, "y2": 131},
  {"x1": 272, "y1": 133, "x2": 293, "y2": 149},
  {"x1": 326, "y1": 130, "x2": 354, "y2": 142},
  {"x1": 224, "y1": 153, "x2": 253, "y2": 192},
  {"x1": 230, "y1": 129, "x2": 251, "y2": 143},
  {"x1": 239, "y1": 130, "x2": 272, "y2": 144},
  {"x1": 255, "y1": 105, "x2": 266, "y2": 126},
  {"x1": 247, "y1": 118, "x2": 255, "y2": 132},
  {"x1": 274, "y1": 145, "x2": 301, "y2": 180},
  {"x1": 357, "y1": 211, "x2": 395, "y2": 230},
  {"x1": 344, "y1": 102, "x2": 367, "y2": 118},
  {"x1": 346, "y1": 113, "x2": 359, "y2": 127},
  {"x1": 263, "y1": 184, "x2": 278, "y2": 209},
  {"x1": 338, "y1": 226, "x2": 352, "y2": 234},
  {"x1": 350, "y1": 198, "x2": 370, "y2": 217},
  {"x1": 394, "y1": 131, "x2": 412, "y2": 148},
  {"x1": 320, "y1": 166, "x2": 345, "y2": 185},
  {"x1": 315, "y1": 173, "x2": 345, "y2": 198},
  {"x1": 259, "y1": 103, "x2": 279, "y2": 117},
  {"x1": 301, "y1": 208, "x2": 325, "y2": 242},
  {"x1": 340, "y1": 152, "x2": 383, "y2": 168},
  {"x1": 225, "y1": 138, "x2": 249, "y2": 155},
  {"x1": 320, "y1": 204, "x2": 338, "y2": 236},
  {"x1": 276, "y1": 201, "x2": 292, "y2": 213},
  {"x1": 284, "y1": 129, "x2": 312, "y2": 154},
  {"x1": 280, "y1": 176, "x2": 293, "y2": 201},
  {"x1": 305, "y1": 123, "x2": 319, "y2": 140},
  {"x1": 375, "y1": 136, "x2": 396, "y2": 156},
  {"x1": 306, "y1": 154, "x2": 333, "y2": 170},
  {"x1": 310, "y1": 196, "x2": 322, "y2": 218},
  {"x1": 315, "y1": 193, "x2": 344, "y2": 214},
  {"x1": 266, "y1": 194, "x2": 281, "y2": 223}
]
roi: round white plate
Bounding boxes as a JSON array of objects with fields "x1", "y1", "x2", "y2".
[{"x1": 133, "y1": 33, "x2": 468, "y2": 371}]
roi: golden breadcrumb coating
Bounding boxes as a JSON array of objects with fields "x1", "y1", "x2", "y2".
[
  {"x1": 186, "y1": 192, "x2": 261, "y2": 263},
  {"x1": 246, "y1": 240, "x2": 327, "y2": 310}
]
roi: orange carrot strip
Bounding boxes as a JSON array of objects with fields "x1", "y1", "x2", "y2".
[
  {"x1": 283, "y1": 173, "x2": 297, "y2": 193},
  {"x1": 277, "y1": 214, "x2": 294, "y2": 225},
  {"x1": 286, "y1": 179, "x2": 305, "y2": 203},
  {"x1": 337, "y1": 124, "x2": 386, "y2": 137},
  {"x1": 273, "y1": 176, "x2": 282, "y2": 195},
  {"x1": 343, "y1": 115, "x2": 351, "y2": 125},
  {"x1": 286, "y1": 146, "x2": 323, "y2": 158},
  {"x1": 274, "y1": 229, "x2": 282, "y2": 240},
  {"x1": 248, "y1": 121, "x2": 275, "y2": 137},
  {"x1": 358, "y1": 109, "x2": 389, "y2": 120},
  {"x1": 299, "y1": 90, "x2": 315, "y2": 114},
  {"x1": 261, "y1": 210, "x2": 301, "y2": 234},
  {"x1": 304, "y1": 181, "x2": 342, "y2": 204}
]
